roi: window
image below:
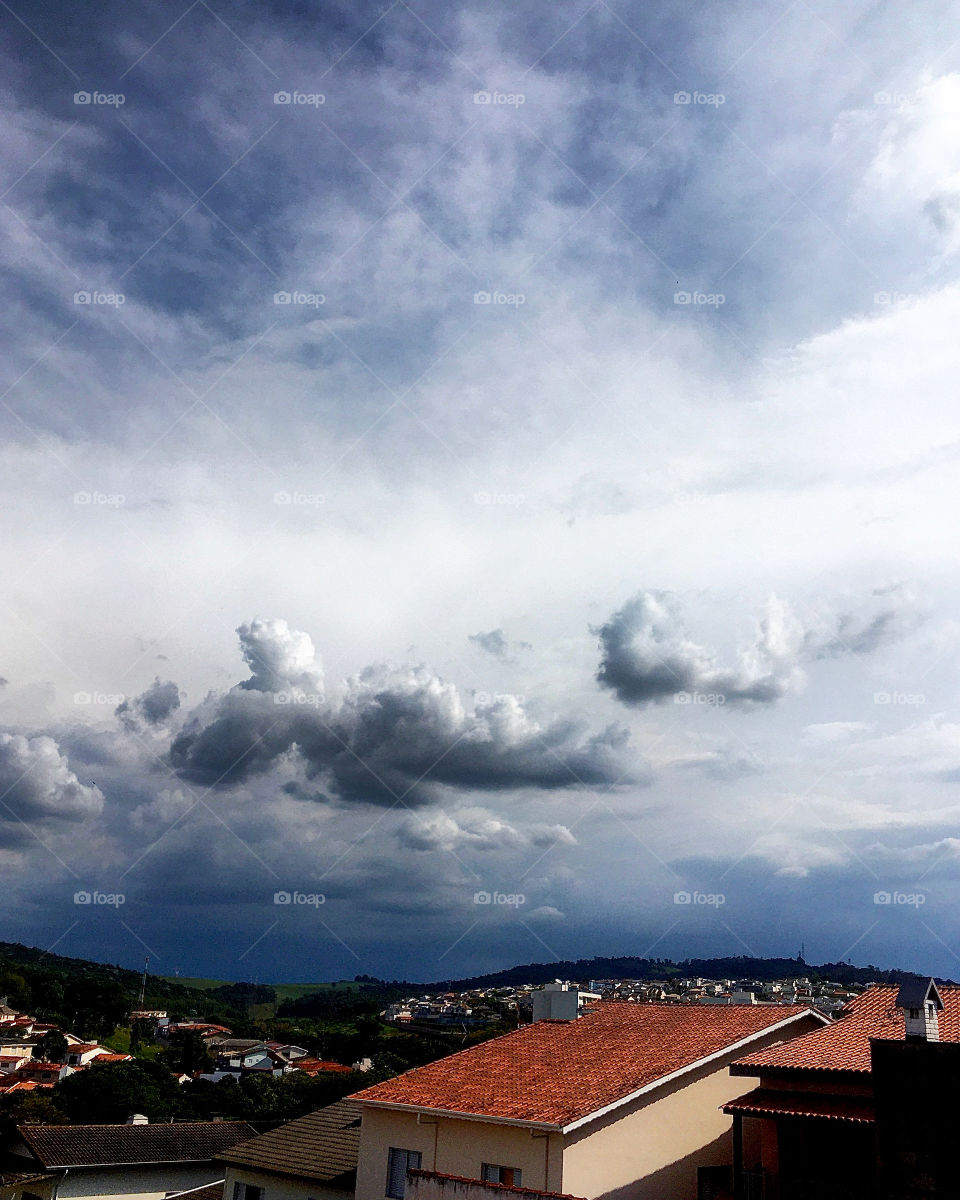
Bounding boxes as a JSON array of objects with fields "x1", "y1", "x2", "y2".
[
  {"x1": 482, "y1": 1165, "x2": 522, "y2": 1188},
  {"x1": 697, "y1": 1167, "x2": 731, "y2": 1200},
  {"x1": 232, "y1": 1185, "x2": 263, "y2": 1200},
  {"x1": 386, "y1": 1148, "x2": 422, "y2": 1199}
]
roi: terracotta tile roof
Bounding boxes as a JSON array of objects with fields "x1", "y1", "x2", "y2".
[
  {"x1": 722, "y1": 1087, "x2": 875, "y2": 1124},
  {"x1": 732, "y1": 984, "x2": 960, "y2": 1077},
  {"x1": 18, "y1": 1122, "x2": 256, "y2": 1168},
  {"x1": 352, "y1": 1002, "x2": 821, "y2": 1128},
  {"x1": 217, "y1": 1098, "x2": 361, "y2": 1185},
  {"x1": 293, "y1": 1058, "x2": 354, "y2": 1075}
]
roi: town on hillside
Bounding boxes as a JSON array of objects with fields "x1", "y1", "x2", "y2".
[{"x1": 0, "y1": 947, "x2": 955, "y2": 1200}]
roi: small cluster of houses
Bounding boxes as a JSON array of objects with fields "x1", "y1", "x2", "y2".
[
  {"x1": 0, "y1": 1003, "x2": 132, "y2": 1097},
  {"x1": 587, "y1": 974, "x2": 861, "y2": 1015},
  {"x1": 1, "y1": 978, "x2": 955, "y2": 1200},
  {"x1": 129, "y1": 1015, "x2": 365, "y2": 1081}
]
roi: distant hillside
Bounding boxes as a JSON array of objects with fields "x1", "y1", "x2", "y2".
[{"x1": 419, "y1": 954, "x2": 950, "y2": 991}]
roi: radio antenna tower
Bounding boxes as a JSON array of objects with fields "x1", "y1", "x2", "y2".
[{"x1": 137, "y1": 955, "x2": 149, "y2": 1009}]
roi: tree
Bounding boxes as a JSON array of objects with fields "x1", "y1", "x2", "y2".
[
  {"x1": 32, "y1": 1029, "x2": 68, "y2": 1062},
  {"x1": 129, "y1": 1018, "x2": 155, "y2": 1056},
  {"x1": 55, "y1": 1059, "x2": 183, "y2": 1124},
  {"x1": 159, "y1": 1029, "x2": 214, "y2": 1075}
]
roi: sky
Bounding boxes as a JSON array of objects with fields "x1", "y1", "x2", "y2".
[{"x1": 3, "y1": 0, "x2": 960, "y2": 985}]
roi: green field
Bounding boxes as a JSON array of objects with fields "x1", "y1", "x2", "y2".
[{"x1": 160, "y1": 977, "x2": 361, "y2": 1001}]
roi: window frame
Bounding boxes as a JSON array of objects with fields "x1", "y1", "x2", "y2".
[{"x1": 386, "y1": 1147, "x2": 422, "y2": 1199}]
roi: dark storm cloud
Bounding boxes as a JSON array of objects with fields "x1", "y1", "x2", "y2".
[
  {"x1": 116, "y1": 678, "x2": 181, "y2": 729},
  {"x1": 597, "y1": 588, "x2": 920, "y2": 709},
  {"x1": 170, "y1": 620, "x2": 635, "y2": 801},
  {"x1": 0, "y1": 732, "x2": 103, "y2": 845}
]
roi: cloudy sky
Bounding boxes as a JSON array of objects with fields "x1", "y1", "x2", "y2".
[{"x1": 3, "y1": 0, "x2": 960, "y2": 984}]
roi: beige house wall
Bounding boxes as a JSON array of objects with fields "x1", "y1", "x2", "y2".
[
  {"x1": 561, "y1": 1017, "x2": 824, "y2": 1200},
  {"x1": 355, "y1": 1108, "x2": 563, "y2": 1200}
]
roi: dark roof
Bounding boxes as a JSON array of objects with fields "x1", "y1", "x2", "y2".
[
  {"x1": 722, "y1": 1086, "x2": 875, "y2": 1125},
  {"x1": 18, "y1": 1123, "x2": 256, "y2": 1169},
  {"x1": 217, "y1": 1099, "x2": 361, "y2": 1187},
  {"x1": 895, "y1": 978, "x2": 944, "y2": 1010}
]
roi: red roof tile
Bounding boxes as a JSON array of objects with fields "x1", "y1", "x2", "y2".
[
  {"x1": 732, "y1": 983, "x2": 960, "y2": 1077},
  {"x1": 352, "y1": 1002, "x2": 820, "y2": 1128},
  {"x1": 722, "y1": 1087, "x2": 875, "y2": 1124}
]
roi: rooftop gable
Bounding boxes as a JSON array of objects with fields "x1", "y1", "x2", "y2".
[{"x1": 353, "y1": 1001, "x2": 821, "y2": 1129}]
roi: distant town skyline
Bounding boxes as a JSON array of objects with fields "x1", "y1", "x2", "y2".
[{"x1": 3, "y1": 0, "x2": 960, "y2": 981}]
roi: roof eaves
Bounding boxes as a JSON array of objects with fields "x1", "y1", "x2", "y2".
[{"x1": 356, "y1": 1100, "x2": 561, "y2": 1132}]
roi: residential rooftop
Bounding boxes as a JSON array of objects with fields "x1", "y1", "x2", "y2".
[
  {"x1": 217, "y1": 1098, "x2": 361, "y2": 1186},
  {"x1": 17, "y1": 1122, "x2": 256, "y2": 1169},
  {"x1": 353, "y1": 1000, "x2": 821, "y2": 1129}
]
